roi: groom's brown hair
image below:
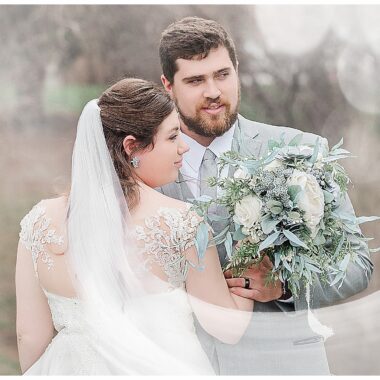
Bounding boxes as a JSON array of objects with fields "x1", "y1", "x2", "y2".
[{"x1": 159, "y1": 16, "x2": 238, "y2": 84}]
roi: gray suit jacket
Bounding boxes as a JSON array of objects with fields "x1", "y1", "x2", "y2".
[{"x1": 158, "y1": 115, "x2": 373, "y2": 374}]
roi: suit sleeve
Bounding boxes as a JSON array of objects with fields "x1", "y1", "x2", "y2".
[{"x1": 308, "y1": 191, "x2": 373, "y2": 308}]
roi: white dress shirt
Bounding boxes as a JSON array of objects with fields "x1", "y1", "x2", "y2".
[{"x1": 180, "y1": 123, "x2": 236, "y2": 198}]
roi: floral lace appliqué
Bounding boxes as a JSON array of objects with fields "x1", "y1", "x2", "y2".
[
  {"x1": 19, "y1": 201, "x2": 64, "y2": 276},
  {"x1": 135, "y1": 205, "x2": 202, "y2": 288}
]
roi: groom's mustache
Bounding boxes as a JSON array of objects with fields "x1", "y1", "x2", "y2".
[{"x1": 200, "y1": 97, "x2": 229, "y2": 109}]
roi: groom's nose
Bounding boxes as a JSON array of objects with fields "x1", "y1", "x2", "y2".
[{"x1": 203, "y1": 79, "x2": 221, "y2": 99}]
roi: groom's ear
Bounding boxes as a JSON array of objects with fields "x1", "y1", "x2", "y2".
[
  {"x1": 123, "y1": 135, "x2": 137, "y2": 156},
  {"x1": 161, "y1": 74, "x2": 173, "y2": 95}
]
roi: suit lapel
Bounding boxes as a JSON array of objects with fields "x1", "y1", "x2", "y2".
[{"x1": 228, "y1": 117, "x2": 264, "y2": 177}]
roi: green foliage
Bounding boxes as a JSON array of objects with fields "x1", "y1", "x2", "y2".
[
  {"x1": 43, "y1": 83, "x2": 108, "y2": 114},
  {"x1": 192, "y1": 134, "x2": 377, "y2": 297}
]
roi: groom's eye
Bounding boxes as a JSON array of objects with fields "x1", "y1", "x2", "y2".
[
  {"x1": 216, "y1": 71, "x2": 229, "y2": 79},
  {"x1": 186, "y1": 78, "x2": 203, "y2": 85}
]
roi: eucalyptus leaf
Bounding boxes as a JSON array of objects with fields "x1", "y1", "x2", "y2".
[
  {"x1": 267, "y1": 200, "x2": 283, "y2": 215},
  {"x1": 195, "y1": 222, "x2": 209, "y2": 259},
  {"x1": 268, "y1": 139, "x2": 280, "y2": 151},
  {"x1": 270, "y1": 205, "x2": 283, "y2": 215},
  {"x1": 310, "y1": 138, "x2": 320, "y2": 164},
  {"x1": 224, "y1": 232, "x2": 233, "y2": 259},
  {"x1": 305, "y1": 262, "x2": 322, "y2": 273},
  {"x1": 314, "y1": 232, "x2": 326, "y2": 246},
  {"x1": 288, "y1": 211, "x2": 301, "y2": 220},
  {"x1": 330, "y1": 271, "x2": 344, "y2": 287},
  {"x1": 299, "y1": 255, "x2": 305, "y2": 274},
  {"x1": 261, "y1": 214, "x2": 281, "y2": 234},
  {"x1": 323, "y1": 155, "x2": 351, "y2": 163},
  {"x1": 331, "y1": 138, "x2": 344, "y2": 151},
  {"x1": 330, "y1": 148, "x2": 351, "y2": 156},
  {"x1": 288, "y1": 185, "x2": 302, "y2": 202},
  {"x1": 342, "y1": 224, "x2": 359, "y2": 234},
  {"x1": 209, "y1": 225, "x2": 230, "y2": 246},
  {"x1": 267, "y1": 199, "x2": 283, "y2": 208},
  {"x1": 262, "y1": 149, "x2": 281, "y2": 166},
  {"x1": 233, "y1": 227, "x2": 247, "y2": 240},
  {"x1": 258, "y1": 231, "x2": 281, "y2": 252},
  {"x1": 283, "y1": 229, "x2": 309, "y2": 250},
  {"x1": 283, "y1": 260, "x2": 292, "y2": 271},
  {"x1": 323, "y1": 190, "x2": 335, "y2": 204},
  {"x1": 274, "y1": 252, "x2": 281, "y2": 268},
  {"x1": 355, "y1": 216, "x2": 380, "y2": 225},
  {"x1": 288, "y1": 133, "x2": 303, "y2": 147},
  {"x1": 333, "y1": 211, "x2": 356, "y2": 224},
  {"x1": 334, "y1": 232, "x2": 346, "y2": 257}
]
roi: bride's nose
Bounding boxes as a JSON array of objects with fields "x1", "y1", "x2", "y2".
[{"x1": 178, "y1": 137, "x2": 189, "y2": 155}]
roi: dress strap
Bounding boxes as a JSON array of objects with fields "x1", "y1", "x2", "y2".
[{"x1": 19, "y1": 201, "x2": 64, "y2": 278}]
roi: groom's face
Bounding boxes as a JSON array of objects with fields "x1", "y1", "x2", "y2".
[{"x1": 162, "y1": 46, "x2": 240, "y2": 138}]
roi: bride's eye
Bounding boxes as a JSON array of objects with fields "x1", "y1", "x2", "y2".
[{"x1": 169, "y1": 134, "x2": 178, "y2": 141}]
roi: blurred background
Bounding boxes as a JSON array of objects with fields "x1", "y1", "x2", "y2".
[{"x1": 0, "y1": 4, "x2": 379, "y2": 375}]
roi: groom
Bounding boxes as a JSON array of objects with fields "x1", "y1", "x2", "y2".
[{"x1": 157, "y1": 16, "x2": 373, "y2": 375}]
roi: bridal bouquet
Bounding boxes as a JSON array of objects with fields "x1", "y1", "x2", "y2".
[{"x1": 193, "y1": 134, "x2": 378, "y2": 298}]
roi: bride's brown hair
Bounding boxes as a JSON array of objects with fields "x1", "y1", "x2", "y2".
[{"x1": 98, "y1": 78, "x2": 174, "y2": 209}]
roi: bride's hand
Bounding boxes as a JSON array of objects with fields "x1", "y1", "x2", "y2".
[{"x1": 224, "y1": 256, "x2": 283, "y2": 302}]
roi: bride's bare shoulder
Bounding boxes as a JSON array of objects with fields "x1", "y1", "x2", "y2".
[
  {"x1": 153, "y1": 190, "x2": 193, "y2": 211},
  {"x1": 41, "y1": 195, "x2": 69, "y2": 220}
]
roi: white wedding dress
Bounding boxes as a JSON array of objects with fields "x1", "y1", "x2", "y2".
[{"x1": 19, "y1": 201, "x2": 215, "y2": 375}]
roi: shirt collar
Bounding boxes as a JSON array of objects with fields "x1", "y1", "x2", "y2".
[{"x1": 181, "y1": 122, "x2": 237, "y2": 173}]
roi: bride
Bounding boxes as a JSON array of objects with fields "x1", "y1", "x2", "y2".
[{"x1": 15, "y1": 78, "x2": 253, "y2": 375}]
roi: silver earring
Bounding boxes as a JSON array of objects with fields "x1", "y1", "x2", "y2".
[{"x1": 130, "y1": 157, "x2": 140, "y2": 168}]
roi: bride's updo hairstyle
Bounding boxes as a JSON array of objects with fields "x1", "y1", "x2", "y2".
[{"x1": 98, "y1": 78, "x2": 174, "y2": 208}]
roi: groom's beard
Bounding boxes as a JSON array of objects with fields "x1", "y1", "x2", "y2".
[{"x1": 176, "y1": 87, "x2": 240, "y2": 138}]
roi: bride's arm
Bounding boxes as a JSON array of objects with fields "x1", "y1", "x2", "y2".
[
  {"x1": 15, "y1": 240, "x2": 54, "y2": 373},
  {"x1": 185, "y1": 243, "x2": 253, "y2": 344}
]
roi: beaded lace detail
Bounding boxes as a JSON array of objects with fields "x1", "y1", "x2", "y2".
[
  {"x1": 19, "y1": 201, "x2": 64, "y2": 276},
  {"x1": 135, "y1": 204, "x2": 202, "y2": 288}
]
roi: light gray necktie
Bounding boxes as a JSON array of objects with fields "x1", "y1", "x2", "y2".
[{"x1": 199, "y1": 148, "x2": 217, "y2": 198}]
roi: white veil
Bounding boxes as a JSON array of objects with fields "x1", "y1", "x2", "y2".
[{"x1": 65, "y1": 99, "x2": 206, "y2": 374}]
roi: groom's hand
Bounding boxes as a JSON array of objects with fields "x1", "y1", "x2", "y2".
[{"x1": 224, "y1": 256, "x2": 283, "y2": 302}]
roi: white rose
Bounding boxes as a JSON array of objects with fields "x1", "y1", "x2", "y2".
[
  {"x1": 233, "y1": 194, "x2": 263, "y2": 228},
  {"x1": 287, "y1": 169, "x2": 324, "y2": 237},
  {"x1": 263, "y1": 158, "x2": 284, "y2": 172},
  {"x1": 234, "y1": 167, "x2": 250, "y2": 179}
]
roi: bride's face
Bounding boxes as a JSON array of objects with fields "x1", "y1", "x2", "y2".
[{"x1": 133, "y1": 110, "x2": 189, "y2": 188}]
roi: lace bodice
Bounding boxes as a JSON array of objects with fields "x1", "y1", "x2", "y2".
[
  {"x1": 19, "y1": 201, "x2": 204, "y2": 286},
  {"x1": 19, "y1": 201, "x2": 64, "y2": 277},
  {"x1": 135, "y1": 204, "x2": 203, "y2": 288}
]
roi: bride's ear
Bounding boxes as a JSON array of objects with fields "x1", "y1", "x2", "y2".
[{"x1": 123, "y1": 135, "x2": 137, "y2": 156}]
